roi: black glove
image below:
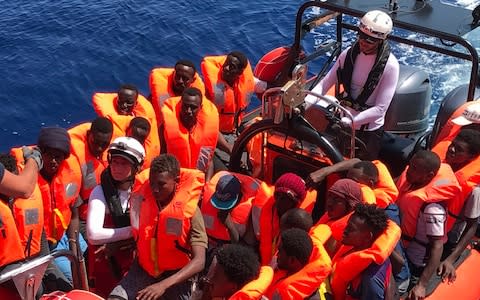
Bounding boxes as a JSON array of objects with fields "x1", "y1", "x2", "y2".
[{"x1": 22, "y1": 146, "x2": 43, "y2": 170}]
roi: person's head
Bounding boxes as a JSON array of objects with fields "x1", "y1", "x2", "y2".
[
  {"x1": 107, "y1": 136, "x2": 145, "y2": 182},
  {"x1": 87, "y1": 117, "x2": 113, "y2": 158},
  {"x1": 116, "y1": 84, "x2": 139, "y2": 115},
  {"x1": 38, "y1": 127, "x2": 71, "y2": 179},
  {"x1": 210, "y1": 174, "x2": 242, "y2": 211},
  {"x1": 446, "y1": 128, "x2": 480, "y2": 171},
  {"x1": 179, "y1": 87, "x2": 203, "y2": 130},
  {"x1": 172, "y1": 60, "x2": 196, "y2": 95},
  {"x1": 347, "y1": 160, "x2": 379, "y2": 188},
  {"x1": 221, "y1": 51, "x2": 248, "y2": 85},
  {"x1": 274, "y1": 173, "x2": 307, "y2": 218},
  {"x1": 358, "y1": 10, "x2": 392, "y2": 55},
  {"x1": 452, "y1": 102, "x2": 480, "y2": 126},
  {"x1": 208, "y1": 244, "x2": 260, "y2": 298},
  {"x1": 149, "y1": 154, "x2": 180, "y2": 206},
  {"x1": 279, "y1": 208, "x2": 313, "y2": 232},
  {"x1": 326, "y1": 178, "x2": 362, "y2": 220},
  {"x1": 277, "y1": 228, "x2": 313, "y2": 274},
  {"x1": 127, "y1": 117, "x2": 151, "y2": 145},
  {"x1": 406, "y1": 150, "x2": 440, "y2": 188},
  {"x1": 342, "y1": 203, "x2": 388, "y2": 250}
]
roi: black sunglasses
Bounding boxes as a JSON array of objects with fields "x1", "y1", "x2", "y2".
[{"x1": 358, "y1": 31, "x2": 381, "y2": 45}]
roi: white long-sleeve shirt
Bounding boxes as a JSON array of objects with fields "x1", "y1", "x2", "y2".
[
  {"x1": 305, "y1": 46, "x2": 399, "y2": 131},
  {"x1": 86, "y1": 185, "x2": 132, "y2": 245}
]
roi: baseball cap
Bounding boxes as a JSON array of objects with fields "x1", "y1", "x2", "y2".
[
  {"x1": 452, "y1": 102, "x2": 480, "y2": 126},
  {"x1": 210, "y1": 174, "x2": 241, "y2": 210}
]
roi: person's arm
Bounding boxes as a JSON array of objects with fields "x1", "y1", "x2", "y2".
[
  {"x1": 0, "y1": 159, "x2": 39, "y2": 199},
  {"x1": 136, "y1": 208, "x2": 207, "y2": 300},
  {"x1": 67, "y1": 206, "x2": 81, "y2": 258},
  {"x1": 351, "y1": 56, "x2": 399, "y2": 127},
  {"x1": 409, "y1": 203, "x2": 446, "y2": 300},
  {"x1": 307, "y1": 158, "x2": 360, "y2": 186},
  {"x1": 438, "y1": 187, "x2": 480, "y2": 282},
  {"x1": 86, "y1": 186, "x2": 132, "y2": 245},
  {"x1": 217, "y1": 133, "x2": 233, "y2": 154},
  {"x1": 409, "y1": 237, "x2": 443, "y2": 300}
]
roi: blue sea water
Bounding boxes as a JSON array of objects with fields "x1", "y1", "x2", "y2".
[{"x1": 0, "y1": 0, "x2": 478, "y2": 151}]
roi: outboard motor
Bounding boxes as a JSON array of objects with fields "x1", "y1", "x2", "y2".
[{"x1": 384, "y1": 65, "x2": 432, "y2": 134}]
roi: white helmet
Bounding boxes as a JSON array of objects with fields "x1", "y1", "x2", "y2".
[
  {"x1": 108, "y1": 136, "x2": 145, "y2": 167},
  {"x1": 359, "y1": 10, "x2": 393, "y2": 40}
]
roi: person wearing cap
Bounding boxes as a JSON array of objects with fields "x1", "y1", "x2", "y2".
[
  {"x1": 242, "y1": 172, "x2": 314, "y2": 265},
  {"x1": 86, "y1": 136, "x2": 146, "y2": 297},
  {"x1": 305, "y1": 10, "x2": 399, "y2": 160},
  {"x1": 431, "y1": 100, "x2": 480, "y2": 151},
  {"x1": 315, "y1": 178, "x2": 364, "y2": 256},
  {"x1": 201, "y1": 171, "x2": 260, "y2": 254},
  {"x1": 9, "y1": 127, "x2": 83, "y2": 289}
]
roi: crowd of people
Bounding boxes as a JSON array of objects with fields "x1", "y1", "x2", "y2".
[{"x1": 1, "y1": 9, "x2": 480, "y2": 300}]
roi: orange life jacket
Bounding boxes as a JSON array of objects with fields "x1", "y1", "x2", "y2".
[
  {"x1": 372, "y1": 160, "x2": 398, "y2": 208},
  {"x1": 68, "y1": 122, "x2": 108, "y2": 220},
  {"x1": 105, "y1": 114, "x2": 160, "y2": 171},
  {"x1": 11, "y1": 147, "x2": 80, "y2": 245},
  {"x1": 9, "y1": 185, "x2": 44, "y2": 258},
  {"x1": 266, "y1": 225, "x2": 333, "y2": 300},
  {"x1": 149, "y1": 67, "x2": 206, "y2": 123},
  {"x1": 0, "y1": 199, "x2": 25, "y2": 267},
  {"x1": 92, "y1": 92, "x2": 157, "y2": 133},
  {"x1": 330, "y1": 220, "x2": 401, "y2": 300},
  {"x1": 433, "y1": 140, "x2": 480, "y2": 206},
  {"x1": 201, "y1": 55, "x2": 255, "y2": 133},
  {"x1": 161, "y1": 96, "x2": 219, "y2": 173},
  {"x1": 396, "y1": 163, "x2": 462, "y2": 242},
  {"x1": 252, "y1": 183, "x2": 316, "y2": 265},
  {"x1": 360, "y1": 185, "x2": 376, "y2": 205},
  {"x1": 229, "y1": 266, "x2": 274, "y2": 300},
  {"x1": 132, "y1": 168, "x2": 204, "y2": 277},
  {"x1": 201, "y1": 171, "x2": 261, "y2": 242}
]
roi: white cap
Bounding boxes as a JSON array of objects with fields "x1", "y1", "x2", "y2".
[{"x1": 452, "y1": 102, "x2": 480, "y2": 126}]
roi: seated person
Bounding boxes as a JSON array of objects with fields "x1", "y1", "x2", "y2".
[
  {"x1": 201, "y1": 171, "x2": 261, "y2": 247},
  {"x1": 86, "y1": 137, "x2": 146, "y2": 297},
  {"x1": 109, "y1": 154, "x2": 206, "y2": 300},
  {"x1": 159, "y1": 87, "x2": 219, "y2": 178},
  {"x1": 243, "y1": 173, "x2": 315, "y2": 265},
  {"x1": 196, "y1": 244, "x2": 272, "y2": 300},
  {"x1": 149, "y1": 59, "x2": 206, "y2": 123},
  {"x1": 316, "y1": 178, "x2": 363, "y2": 256},
  {"x1": 329, "y1": 204, "x2": 400, "y2": 300},
  {"x1": 395, "y1": 150, "x2": 461, "y2": 299},
  {"x1": 433, "y1": 129, "x2": 480, "y2": 283},
  {"x1": 265, "y1": 219, "x2": 332, "y2": 299}
]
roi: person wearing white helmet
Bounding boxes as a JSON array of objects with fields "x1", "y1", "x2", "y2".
[
  {"x1": 305, "y1": 10, "x2": 399, "y2": 161},
  {"x1": 86, "y1": 136, "x2": 146, "y2": 297}
]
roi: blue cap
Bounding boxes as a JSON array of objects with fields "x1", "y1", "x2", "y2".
[{"x1": 210, "y1": 174, "x2": 241, "y2": 210}]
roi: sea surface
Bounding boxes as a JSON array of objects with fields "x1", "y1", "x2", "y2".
[{"x1": 1, "y1": 0, "x2": 479, "y2": 151}]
